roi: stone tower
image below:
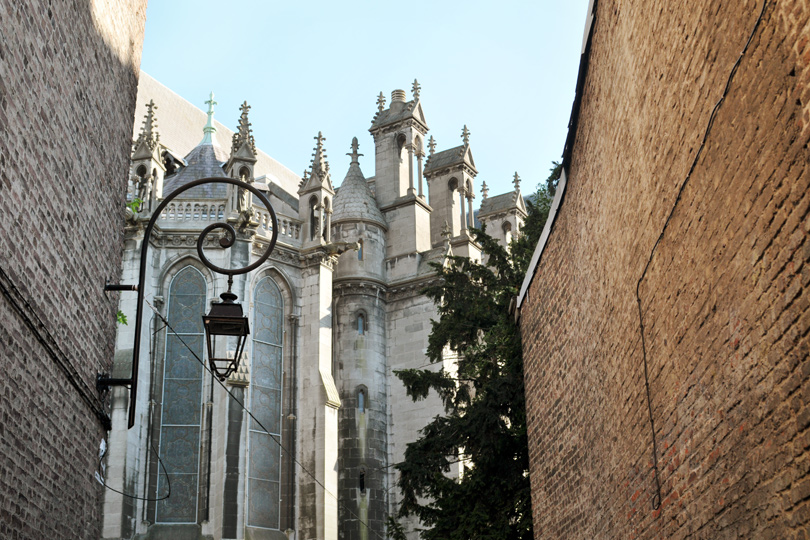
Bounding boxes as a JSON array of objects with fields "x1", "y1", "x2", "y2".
[
  {"x1": 369, "y1": 81, "x2": 431, "y2": 261},
  {"x1": 423, "y1": 126, "x2": 481, "y2": 260},
  {"x1": 332, "y1": 138, "x2": 389, "y2": 540}
]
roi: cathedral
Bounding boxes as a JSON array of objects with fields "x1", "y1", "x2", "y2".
[{"x1": 103, "y1": 72, "x2": 526, "y2": 540}]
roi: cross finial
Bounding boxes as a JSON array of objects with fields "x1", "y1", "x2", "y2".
[
  {"x1": 481, "y1": 181, "x2": 489, "y2": 200},
  {"x1": 461, "y1": 125, "x2": 470, "y2": 146},
  {"x1": 200, "y1": 91, "x2": 218, "y2": 144},
  {"x1": 428, "y1": 135, "x2": 436, "y2": 156},
  {"x1": 412, "y1": 79, "x2": 421, "y2": 99},
  {"x1": 347, "y1": 137, "x2": 363, "y2": 164},
  {"x1": 512, "y1": 171, "x2": 521, "y2": 191},
  {"x1": 376, "y1": 92, "x2": 386, "y2": 113}
]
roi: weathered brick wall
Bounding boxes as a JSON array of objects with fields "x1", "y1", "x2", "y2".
[
  {"x1": 520, "y1": 0, "x2": 810, "y2": 538},
  {"x1": 0, "y1": 1, "x2": 146, "y2": 539}
]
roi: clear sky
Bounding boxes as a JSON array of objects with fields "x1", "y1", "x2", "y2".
[{"x1": 140, "y1": 0, "x2": 589, "y2": 198}]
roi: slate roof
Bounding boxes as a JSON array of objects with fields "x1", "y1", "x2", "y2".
[
  {"x1": 331, "y1": 162, "x2": 386, "y2": 228},
  {"x1": 162, "y1": 143, "x2": 229, "y2": 198},
  {"x1": 479, "y1": 192, "x2": 519, "y2": 216},
  {"x1": 423, "y1": 144, "x2": 476, "y2": 175},
  {"x1": 135, "y1": 72, "x2": 301, "y2": 197}
]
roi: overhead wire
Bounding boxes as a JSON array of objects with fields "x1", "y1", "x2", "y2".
[{"x1": 142, "y1": 297, "x2": 387, "y2": 540}]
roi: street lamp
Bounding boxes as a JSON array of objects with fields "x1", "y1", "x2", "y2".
[
  {"x1": 99, "y1": 176, "x2": 278, "y2": 429},
  {"x1": 203, "y1": 281, "x2": 250, "y2": 381}
]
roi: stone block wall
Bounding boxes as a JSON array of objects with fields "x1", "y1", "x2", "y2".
[
  {"x1": 519, "y1": 0, "x2": 810, "y2": 538},
  {"x1": 0, "y1": 1, "x2": 146, "y2": 539}
]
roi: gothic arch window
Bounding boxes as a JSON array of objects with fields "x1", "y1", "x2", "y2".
[
  {"x1": 357, "y1": 239, "x2": 364, "y2": 261},
  {"x1": 503, "y1": 221, "x2": 513, "y2": 245},
  {"x1": 359, "y1": 468, "x2": 366, "y2": 494},
  {"x1": 156, "y1": 266, "x2": 206, "y2": 524},
  {"x1": 309, "y1": 195, "x2": 319, "y2": 240},
  {"x1": 357, "y1": 387, "x2": 366, "y2": 413},
  {"x1": 248, "y1": 277, "x2": 284, "y2": 530},
  {"x1": 239, "y1": 166, "x2": 251, "y2": 180},
  {"x1": 448, "y1": 177, "x2": 458, "y2": 191},
  {"x1": 357, "y1": 312, "x2": 366, "y2": 335},
  {"x1": 322, "y1": 197, "x2": 330, "y2": 241}
]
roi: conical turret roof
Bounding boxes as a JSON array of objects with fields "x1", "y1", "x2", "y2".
[{"x1": 332, "y1": 138, "x2": 386, "y2": 228}]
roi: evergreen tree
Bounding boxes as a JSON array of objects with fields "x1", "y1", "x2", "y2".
[{"x1": 393, "y1": 163, "x2": 561, "y2": 540}]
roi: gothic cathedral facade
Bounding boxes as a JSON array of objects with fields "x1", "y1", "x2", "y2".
[{"x1": 102, "y1": 72, "x2": 526, "y2": 540}]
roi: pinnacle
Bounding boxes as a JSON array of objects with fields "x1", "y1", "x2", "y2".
[
  {"x1": 513, "y1": 172, "x2": 521, "y2": 191},
  {"x1": 133, "y1": 99, "x2": 160, "y2": 153},
  {"x1": 481, "y1": 181, "x2": 489, "y2": 200},
  {"x1": 461, "y1": 125, "x2": 470, "y2": 146},
  {"x1": 428, "y1": 135, "x2": 436, "y2": 156},
  {"x1": 412, "y1": 79, "x2": 421, "y2": 99},
  {"x1": 347, "y1": 137, "x2": 363, "y2": 164},
  {"x1": 231, "y1": 100, "x2": 257, "y2": 157}
]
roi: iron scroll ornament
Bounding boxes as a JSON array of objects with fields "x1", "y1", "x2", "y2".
[{"x1": 99, "y1": 176, "x2": 279, "y2": 429}]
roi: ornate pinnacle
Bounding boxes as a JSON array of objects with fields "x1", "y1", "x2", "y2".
[
  {"x1": 412, "y1": 79, "x2": 421, "y2": 99},
  {"x1": 347, "y1": 137, "x2": 363, "y2": 164},
  {"x1": 513, "y1": 172, "x2": 521, "y2": 191},
  {"x1": 231, "y1": 100, "x2": 257, "y2": 157},
  {"x1": 310, "y1": 132, "x2": 330, "y2": 180},
  {"x1": 481, "y1": 181, "x2": 489, "y2": 199},
  {"x1": 135, "y1": 100, "x2": 160, "y2": 151},
  {"x1": 461, "y1": 125, "x2": 470, "y2": 146},
  {"x1": 376, "y1": 92, "x2": 386, "y2": 113},
  {"x1": 428, "y1": 135, "x2": 436, "y2": 156}
]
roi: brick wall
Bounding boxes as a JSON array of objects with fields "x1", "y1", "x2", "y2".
[
  {"x1": 519, "y1": 0, "x2": 810, "y2": 538},
  {"x1": 0, "y1": 1, "x2": 146, "y2": 538}
]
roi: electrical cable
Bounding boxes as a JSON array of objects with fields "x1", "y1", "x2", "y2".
[
  {"x1": 97, "y1": 441, "x2": 171, "y2": 502},
  {"x1": 142, "y1": 298, "x2": 387, "y2": 540},
  {"x1": 0, "y1": 263, "x2": 111, "y2": 429},
  {"x1": 635, "y1": 0, "x2": 769, "y2": 512}
]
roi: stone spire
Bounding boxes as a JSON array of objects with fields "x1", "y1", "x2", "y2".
[
  {"x1": 428, "y1": 135, "x2": 436, "y2": 156},
  {"x1": 347, "y1": 137, "x2": 363, "y2": 164},
  {"x1": 376, "y1": 92, "x2": 386, "y2": 113},
  {"x1": 412, "y1": 79, "x2": 421, "y2": 99},
  {"x1": 133, "y1": 100, "x2": 159, "y2": 153},
  {"x1": 513, "y1": 172, "x2": 521, "y2": 192},
  {"x1": 231, "y1": 101, "x2": 257, "y2": 158},
  {"x1": 199, "y1": 91, "x2": 217, "y2": 145},
  {"x1": 306, "y1": 131, "x2": 332, "y2": 188},
  {"x1": 481, "y1": 181, "x2": 489, "y2": 200},
  {"x1": 461, "y1": 125, "x2": 470, "y2": 146}
]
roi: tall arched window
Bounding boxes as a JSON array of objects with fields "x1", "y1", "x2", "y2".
[
  {"x1": 248, "y1": 277, "x2": 284, "y2": 530},
  {"x1": 156, "y1": 267, "x2": 206, "y2": 523},
  {"x1": 358, "y1": 313, "x2": 365, "y2": 335},
  {"x1": 309, "y1": 196, "x2": 319, "y2": 240},
  {"x1": 357, "y1": 239, "x2": 364, "y2": 261}
]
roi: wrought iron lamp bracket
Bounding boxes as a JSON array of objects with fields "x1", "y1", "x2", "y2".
[{"x1": 99, "y1": 176, "x2": 279, "y2": 428}]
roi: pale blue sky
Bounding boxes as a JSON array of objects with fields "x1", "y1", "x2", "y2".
[{"x1": 141, "y1": 1, "x2": 588, "y2": 197}]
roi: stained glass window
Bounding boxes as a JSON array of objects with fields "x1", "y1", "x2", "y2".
[
  {"x1": 156, "y1": 267, "x2": 206, "y2": 523},
  {"x1": 248, "y1": 277, "x2": 284, "y2": 529}
]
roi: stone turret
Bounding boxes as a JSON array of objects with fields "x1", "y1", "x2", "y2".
[
  {"x1": 129, "y1": 99, "x2": 166, "y2": 213},
  {"x1": 369, "y1": 82, "x2": 431, "y2": 260},
  {"x1": 225, "y1": 102, "x2": 259, "y2": 223},
  {"x1": 423, "y1": 126, "x2": 480, "y2": 259},
  {"x1": 332, "y1": 137, "x2": 389, "y2": 540},
  {"x1": 299, "y1": 131, "x2": 336, "y2": 248}
]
